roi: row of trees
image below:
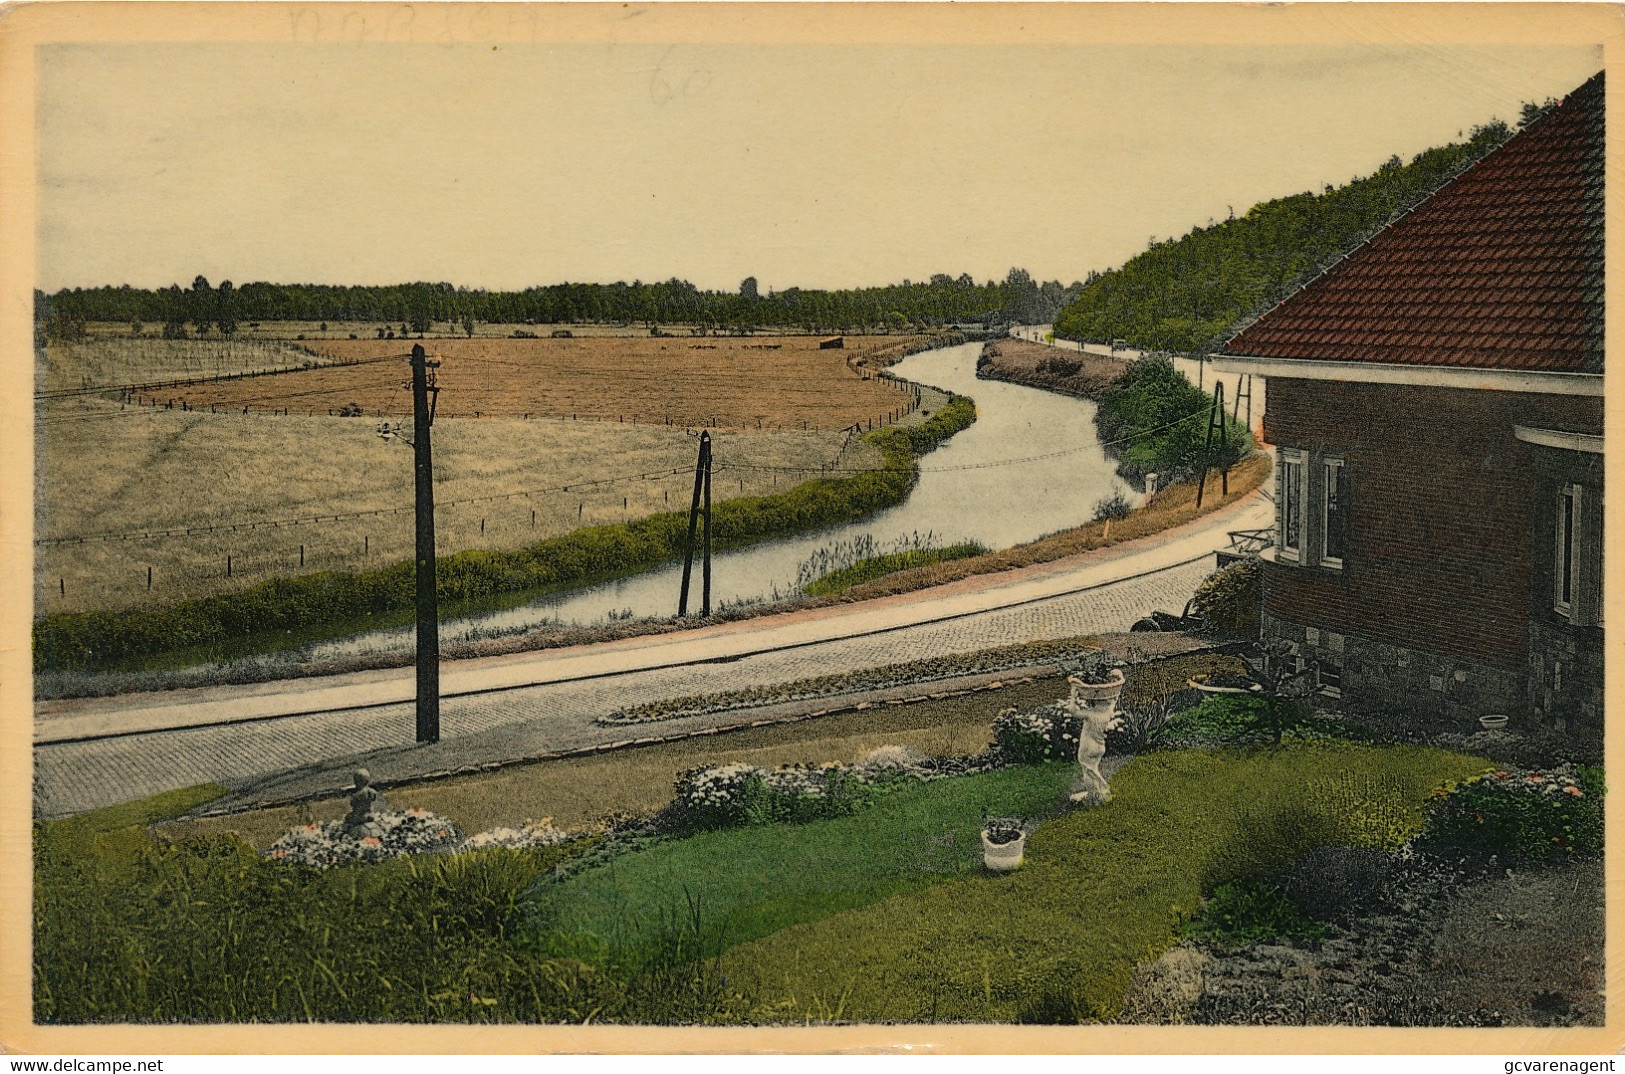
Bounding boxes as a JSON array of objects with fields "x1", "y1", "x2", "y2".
[
  {"x1": 1052, "y1": 119, "x2": 1520, "y2": 354},
  {"x1": 38, "y1": 268, "x2": 1082, "y2": 338}
]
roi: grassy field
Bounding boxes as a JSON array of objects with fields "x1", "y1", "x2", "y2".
[
  {"x1": 35, "y1": 403, "x2": 873, "y2": 614},
  {"x1": 156, "y1": 335, "x2": 929, "y2": 430},
  {"x1": 77, "y1": 319, "x2": 883, "y2": 342},
  {"x1": 37, "y1": 336, "x2": 334, "y2": 394},
  {"x1": 34, "y1": 332, "x2": 942, "y2": 614}
]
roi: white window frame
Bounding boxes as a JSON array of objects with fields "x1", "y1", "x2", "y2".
[
  {"x1": 1555, "y1": 483, "x2": 1582, "y2": 620},
  {"x1": 1319, "y1": 457, "x2": 1346, "y2": 569},
  {"x1": 1278, "y1": 449, "x2": 1307, "y2": 563}
]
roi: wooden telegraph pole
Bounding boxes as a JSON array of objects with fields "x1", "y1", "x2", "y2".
[
  {"x1": 1195, "y1": 381, "x2": 1228, "y2": 509},
  {"x1": 677, "y1": 431, "x2": 713, "y2": 617},
  {"x1": 411, "y1": 344, "x2": 441, "y2": 744}
]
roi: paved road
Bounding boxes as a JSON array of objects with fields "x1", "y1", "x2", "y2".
[{"x1": 35, "y1": 490, "x2": 1270, "y2": 818}]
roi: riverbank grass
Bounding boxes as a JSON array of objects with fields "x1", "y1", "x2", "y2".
[{"x1": 33, "y1": 395, "x2": 977, "y2": 674}]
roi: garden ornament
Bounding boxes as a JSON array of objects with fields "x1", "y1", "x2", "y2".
[
  {"x1": 342, "y1": 767, "x2": 389, "y2": 833},
  {"x1": 1060, "y1": 657, "x2": 1126, "y2": 804}
]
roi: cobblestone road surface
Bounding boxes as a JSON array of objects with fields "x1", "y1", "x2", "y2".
[{"x1": 35, "y1": 557, "x2": 1211, "y2": 817}]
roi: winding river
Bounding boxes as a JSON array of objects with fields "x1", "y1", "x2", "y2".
[{"x1": 306, "y1": 339, "x2": 1133, "y2": 661}]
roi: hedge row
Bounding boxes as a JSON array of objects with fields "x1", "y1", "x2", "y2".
[{"x1": 35, "y1": 396, "x2": 978, "y2": 671}]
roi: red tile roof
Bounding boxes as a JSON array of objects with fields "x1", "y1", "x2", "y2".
[{"x1": 1223, "y1": 72, "x2": 1603, "y2": 374}]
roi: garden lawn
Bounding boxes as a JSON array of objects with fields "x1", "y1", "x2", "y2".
[
  {"x1": 520, "y1": 765, "x2": 1076, "y2": 969},
  {"x1": 711, "y1": 743, "x2": 1489, "y2": 1024},
  {"x1": 35, "y1": 785, "x2": 606, "y2": 1023}
]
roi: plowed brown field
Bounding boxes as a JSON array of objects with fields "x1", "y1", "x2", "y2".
[{"x1": 156, "y1": 335, "x2": 929, "y2": 431}]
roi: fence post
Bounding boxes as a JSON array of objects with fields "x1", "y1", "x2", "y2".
[
  {"x1": 227, "y1": 555, "x2": 232, "y2": 578},
  {"x1": 147, "y1": 566, "x2": 152, "y2": 591}
]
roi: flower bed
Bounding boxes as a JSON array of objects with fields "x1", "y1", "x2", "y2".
[
  {"x1": 265, "y1": 807, "x2": 568, "y2": 868},
  {"x1": 597, "y1": 636, "x2": 1114, "y2": 725},
  {"x1": 1424, "y1": 763, "x2": 1604, "y2": 863},
  {"x1": 666, "y1": 746, "x2": 998, "y2": 832}
]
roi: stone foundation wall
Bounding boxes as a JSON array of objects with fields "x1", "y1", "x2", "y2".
[
  {"x1": 1262, "y1": 612, "x2": 1526, "y2": 725},
  {"x1": 1528, "y1": 619, "x2": 1605, "y2": 736}
]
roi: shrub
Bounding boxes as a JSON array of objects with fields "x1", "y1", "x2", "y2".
[
  {"x1": 1094, "y1": 356, "x2": 1253, "y2": 484},
  {"x1": 1092, "y1": 491, "x2": 1134, "y2": 522},
  {"x1": 1424, "y1": 764, "x2": 1604, "y2": 863},
  {"x1": 1110, "y1": 694, "x2": 1178, "y2": 754},
  {"x1": 992, "y1": 705, "x2": 1079, "y2": 764},
  {"x1": 1181, "y1": 878, "x2": 1327, "y2": 950},
  {"x1": 1274, "y1": 846, "x2": 1395, "y2": 922},
  {"x1": 1188, "y1": 558, "x2": 1262, "y2": 639}
]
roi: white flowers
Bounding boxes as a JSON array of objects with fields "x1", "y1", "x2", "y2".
[
  {"x1": 461, "y1": 820, "x2": 570, "y2": 850},
  {"x1": 265, "y1": 808, "x2": 569, "y2": 868},
  {"x1": 267, "y1": 809, "x2": 462, "y2": 868}
]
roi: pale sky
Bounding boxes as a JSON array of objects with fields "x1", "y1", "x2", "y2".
[{"x1": 37, "y1": 41, "x2": 1603, "y2": 294}]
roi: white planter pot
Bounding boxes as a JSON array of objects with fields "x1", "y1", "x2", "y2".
[
  {"x1": 982, "y1": 830, "x2": 1026, "y2": 871},
  {"x1": 1479, "y1": 714, "x2": 1510, "y2": 731}
]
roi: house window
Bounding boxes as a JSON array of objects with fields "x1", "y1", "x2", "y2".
[
  {"x1": 1555, "y1": 484, "x2": 1582, "y2": 618},
  {"x1": 1279, "y1": 450, "x2": 1306, "y2": 561},
  {"x1": 1320, "y1": 458, "x2": 1347, "y2": 568}
]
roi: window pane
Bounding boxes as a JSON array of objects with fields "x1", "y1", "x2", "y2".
[
  {"x1": 1560, "y1": 490, "x2": 1576, "y2": 608},
  {"x1": 1282, "y1": 459, "x2": 1302, "y2": 551},
  {"x1": 1324, "y1": 462, "x2": 1346, "y2": 562}
]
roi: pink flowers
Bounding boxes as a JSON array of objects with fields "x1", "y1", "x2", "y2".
[
  {"x1": 360, "y1": 836, "x2": 382, "y2": 847},
  {"x1": 1565, "y1": 785, "x2": 1585, "y2": 797}
]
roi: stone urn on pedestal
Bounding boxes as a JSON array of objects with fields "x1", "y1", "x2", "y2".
[{"x1": 1058, "y1": 652, "x2": 1126, "y2": 805}]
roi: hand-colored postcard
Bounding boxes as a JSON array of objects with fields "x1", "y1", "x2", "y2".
[{"x1": 3, "y1": 1, "x2": 1618, "y2": 1056}]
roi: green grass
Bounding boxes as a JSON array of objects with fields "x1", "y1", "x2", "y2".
[
  {"x1": 1180, "y1": 879, "x2": 1327, "y2": 950},
  {"x1": 519, "y1": 765, "x2": 1075, "y2": 969},
  {"x1": 1164, "y1": 693, "x2": 1369, "y2": 745},
  {"x1": 803, "y1": 542, "x2": 989, "y2": 597},
  {"x1": 709, "y1": 743, "x2": 1488, "y2": 1024},
  {"x1": 35, "y1": 785, "x2": 607, "y2": 1023},
  {"x1": 35, "y1": 741, "x2": 1491, "y2": 1025}
]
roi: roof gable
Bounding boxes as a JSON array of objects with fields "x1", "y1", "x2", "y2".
[{"x1": 1222, "y1": 72, "x2": 1603, "y2": 374}]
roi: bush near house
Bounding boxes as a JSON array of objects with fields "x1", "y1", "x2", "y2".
[
  {"x1": 1188, "y1": 557, "x2": 1262, "y2": 639},
  {"x1": 1094, "y1": 356, "x2": 1252, "y2": 485}
]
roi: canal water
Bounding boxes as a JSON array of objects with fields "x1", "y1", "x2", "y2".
[{"x1": 306, "y1": 339, "x2": 1133, "y2": 660}]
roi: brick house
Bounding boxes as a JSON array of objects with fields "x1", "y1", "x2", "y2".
[{"x1": 1211, "y1": 72, "x2": 1604, "y2": 737}]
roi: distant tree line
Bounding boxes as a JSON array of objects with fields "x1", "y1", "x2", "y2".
[
  {"x1": 37, "y1": 268, "x2": 1081, "y2": 338},
  {"x1": 1053, "y1": 117, "x2": 1522, "y2": 354}
]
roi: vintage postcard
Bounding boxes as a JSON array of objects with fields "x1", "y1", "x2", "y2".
[{"x1": 2, "y1": 1, "x2": 1619, "y2": 1055}]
